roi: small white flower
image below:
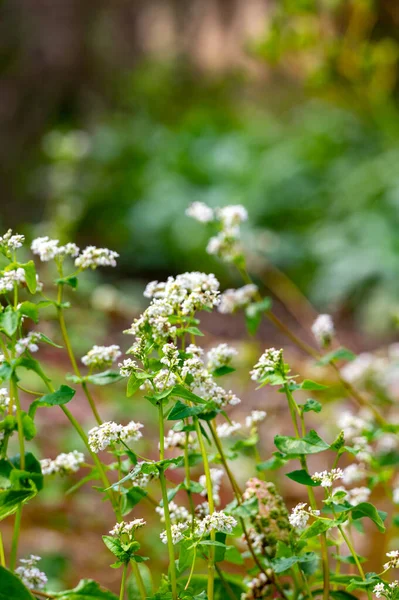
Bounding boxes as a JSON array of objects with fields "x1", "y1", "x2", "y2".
[
  {"x1": 196, "y1": 511, "x2": 237, "y2": 535},
  {"x1": 216, "y1": 205, "x2": 248, "y2": 233},
  {"x1": 40, "y1": 450, "x2": 84, "y2": 476},
  {"x1": 250, "y1": 348, "x2": 284, "y2": 383},
  {"x1": 0, "y1": 388, "x2": 14, "y2": 413},
  {"x1": 0, "y1": 229, "x2": 25, "y2": 252},
  {"x1": 186, "y1": 202, "x2": 214, "y2": 223},
  {"x1": 16, "y1": 555, "x2": 47, "y2": 590},
  {"x1": 31, "y1": 236, "x2": 79, "y2": 261},
  {"x1": 311, "y1": 314, "x2": 335, "y2": 347},
  {"x1": 156, "y1": 502, "x2": 190, "y2": 524},
  {"x1": 312, "y1": 468, "x2": 344, "y2": 487},
  {"x1": 373, "y1": 583, "x2": 386, "y2": 598},
  {"x1": 15, "y1": 332, "x2": 41, "y2": 356},
  {"x1": 81, "y1": 345, "x2": 122, "y2": 368},
  {"x1": 119, "y1": 358, "x2": 138, "y2": 378},
  {"x1": 216, "y1": 421, "x2": 242, "y2": 438},
  {"x1": 160, "y1": 522, "x2": 190, "y2": 545},
  {"x1": 384, "y1": 550, "x2": 399, "y2": 570},
  {"x1": 88, "y1": 421, "x2": 143, "y2": 453},
  {"x1": 207, "y1": 343, "x2": 237, "y2": 371},
  {"x1": 218, "y1": 284, "x2": 258, "y2": 314},
  {"x1": 342, "y1": 463, "x2": 367, "y2": 485},
  {"x1": 109, "y1": 519, "x2": 146, "y2": 537},
  {"x1": 160, "y1": 343, "x2": 180, "y2": 368},
  {"x1": 75, "y1": 246, "x2": 118, "y2": 269},
  {"x1": 288, "y1": 503, "x2": 320, "y2": 530},
  {"x1": 245, "y1": 410, "x2": 267, "y2": 428},
  {"x1": 199, "y1": 468, "x2": 224, "y2": 506}
]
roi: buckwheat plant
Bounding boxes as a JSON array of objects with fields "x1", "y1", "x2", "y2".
[{"x1": 0, "y1": 209, "x2": 398, "y2": 600}]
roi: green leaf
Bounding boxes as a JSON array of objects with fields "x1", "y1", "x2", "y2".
[
  {"x1": 272, "y1": 552, "x2": 318, "y2": 573},
  {"x1": 229, "y1": 496, "x2": 258, "y2": 518},
  {"x1": 316, "y1": 347, "x2": 356, "y2": 366},
  {"x1": 0, "y1": 566, "x2": 35, "y2": 599},
  {"x1": 18, "y1": 301, "x2": 39, "y2": 323},
  {"x1": 286, "y1": 469, "x2": 320, "y2": 487},
  {"x1": 300, "y1": 518, "x2": 336, "y2": 540},
  {"x1": 102, "y1": 536, "x2": 131, "y2": 563},
  {"x1": 86, "y1": 370, "x2": 123, "y2": 386},
  {"x1": 121, "y1": 487, "x2": 148, "y2": 516},
  {"x1": 300, "y1": 380, "x2": 328, "y2": 391},
  {"x1": 170, "y1": 385, "x2": 205, "y2": 404},
  {"x1": 185, "y1": 327, "x2": 204, "y2": 337},
  {"x1": 21, "y1": 413, "x2": 36, "y2": 440},
  {"x1": 0, "y1": 306, "x2": 19, "y2": 337},
  {"x1": 350, "y1": 502, "x2": 386, "y2": 532},
  {"x1": 55, "y1": 579, "x2": 118, "y2": 599},
  {"x1": 29, "y1": 385, "x2": 76, "y2": 417},
  {"x1": 168, "y1": 400, "x2": 205, "y2": 420},
  {"x1": 275, "y1": 430, "x2": 330, "y2": 457},
  {"x1": 182, "y1": 574, "x2": 246, "y2": 599},
  {"x1": 302, "y1": 398, "x2": 322, "y2": 413},
  {"x1": 0, "y1": 362, "x2": 13, "y2": 383},
  {"x1": 212, "y1": 365, "x2": 235, "y2": 377},
  {"x1": 0, "y1": 488, "x2": 36, "y2": 521},
  {"x1": 15, "y1": 357, "x2": 51, "y2": 383},
  {"x1": 21, "y1": 261, "x2": 37, "y2": 294},
  {"x1": 256, "y1": 452, "x2": 288, "y2": 471},
  {"x1": 127, "y1": 564, "x2": 153, "y2": 600},
  {"x1": 38, "y1": 333, "x2": 63, "y2": 348},
  {"x1": 55, "y1": 276, "x2": 79, "y2": 289},
  {"x1": 245, "y1": 298, "x2": 272, "y2": 336},
  {"x1": 10, "y1": 452, "x2": 44, "y2": 490},
  {"x1": 126, "y1": 374, "x2": 141, "y2": 397},
  {"x1": 224, "y1": 545, "x2": 244, "y2": 565}
]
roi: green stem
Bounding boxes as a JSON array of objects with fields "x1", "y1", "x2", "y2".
[
  {"x1": 283, "y1": 384, "x2": 330, "y2": 600},
  {"x1": 119, "y1": 563, "x2": 127, "y2": 600},
  {"x1": 9, "y1": 505, "x2": 22, "y2": 570},
  {"x1": 131, "y1": 561, "x2": 146, "y2": 600},
  {"x1": 56, "y1": 284, "x2": 102, "y2": 425},
  {"x1": 184, "y1": 547, "x2": 197, "y2": 590},
  {"x1": 0, "y1": 531, "x2": 5, "y2": 567},
  {"x1": 194, "y1": 417, "x2": 215, "y2": 600},
  {"x1": 158, "y1": 405, "x2": 177, "y2": 600},
  {"x1": 184, "y1": 429, "x2": 196, "y2": 531}
]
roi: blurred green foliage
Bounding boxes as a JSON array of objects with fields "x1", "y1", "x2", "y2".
[{"x1": 27, "y1": 62, "x2": 399, "y2": 333}]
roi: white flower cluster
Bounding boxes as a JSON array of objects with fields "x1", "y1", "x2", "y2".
[
  {"x1": 15, "y1": 331, "x2": 42, "y2": 356},
  {"x1": 337, "y1": 410, "x2": 373, "y2": 442},
  {"x1": 312, "y1": 468, "x2": 344, "y2": 487},
  {"x1": 384, "y1": 551, "x2": 399, "y2": 571},
  {"x1": 341, "y1": 353, "x2": 374, "y2": 384},
  {"x1": 207, "y1": 343, "x2": 237, "y2": 371},
  {"x1": 246, "y1": 410, "x2": 267, "y2": 429},
  {"x1": 88, "y1": 421, "x2": 143, "y2": 453},
  {"x1": 130, "y1": 461, "x2": 159, "y2": 489},
  {"x1": 81, "y1": 345, "x2": 121, "y2": 368},
  {"x1": 196, "y1": 511, "x2": 238, "y2": 536},
  {"x1": 164, "y1": 429, "x2": 195, "y2": 450},
  {"x1": 75, "y1": 246, "x2": 119, "y2": 269},
  {"x1": 0, "y1": 388, "x2": 14, "y2": 413},
  {"x1": 206, "y1": 204, "x2": 248, "y2": 263},
  {"x1": 16, "y1": 555, "x2": 48, "y2": 590},
  {"x1": 216, "y1": 421, "x2": 242, "y2": 438},
  {"x1": 126, "y1": 272, "x2": 219, "y2": 346},
  {"x1": 40, "y1": 450, "x2": 84, "y2": 476},
  {"x1": 200, "y1": 468, "x2": 224, "y2": 505},
  {"x1": 185, "y1": 202, "x2": 214, "y2": 223},
  {"x1": 250, "y1": 348, "x2": 284, "y2": 383},
  {"x1": 218, "y1": 284, "x2": 258, "y2": 314},
  {"x1": 374, "y1": 582, "x2": 399, "y2": 599},
  {"x1": 109, "y1": 519, "x2": 146, "y2": 537},
  {"x1": 118, "y1": 358, "x2": 138, "y2": 378},
  {"x1": 160, "y1": 343, "x2": 180, "y2": 369},
  {"x1": 181, "y1": 345, "x2": 241, "y2": 407},
  {"x1": 0, "y1": 267, "x2": 26, "y2": 294},
  {"x1": 156, "y1": 502, "x2": 190, "y2": 524},
  {"x1": 31, "y1": 237, "x2": 79, "y2": 262},
  {"x1": 333, "y1": 486, "x2": 371, "y2": 506},
  {"x1": 341, "y1": 463, "x2": 367, "y2": 485},
  {"x1": 288, "y1": 503, "x2": 320, "y2": 530},
  {"x1": 311, "y1": 314, "x2": 335, "y2": 347},
  {"x1": 160, "y1": 522, "x2": 189, "y2": 545},
  {"x1": 0, "y1": 229, "x2": 25, "y2": 253}
]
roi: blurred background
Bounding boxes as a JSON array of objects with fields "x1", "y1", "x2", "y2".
[{"x1": 1, "y1": 0, "x2": 399, "y2": 594}]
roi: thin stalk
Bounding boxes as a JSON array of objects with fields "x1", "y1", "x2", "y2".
[
  {"x1": 184, "y1": 547, "x2": 197, "y2": 590},
  {"x1": 9, "y1": 505, "x2": 22, "y2": 570},
  {"x1": 194, "y1": 417, "x2": 215, "y2": 600},
  {"x1": 119, "y1": 562, "x2": 127, "y2": 600},
  {"x1": 56, "y1": 284, "x2": 102, "y2": 424},
  {"x1": 283, "y1": 384, "x2": 330, "y2": 600},
  {"x1": 0, "y1": 531, "x2": 5, "y2": 567},
  {"x1": 9, "y1": 377, "x2": 25, "y2": 569},
  {"x1": 131, "y1": 561, "x2": 147, "y2": 600},
  {"x1": 184, "y1": 429, "x2": 196, "y2": 530},
  {"x1": 158, "y1": 405, "x2": 177, "y2": 600}
]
